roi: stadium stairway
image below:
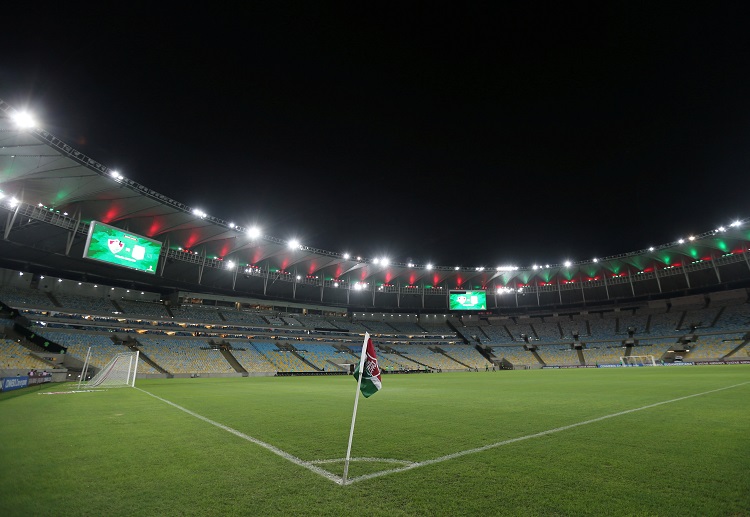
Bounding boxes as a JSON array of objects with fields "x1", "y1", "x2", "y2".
[
  {"x1": 430, "y1": 346, "x2": 471, "y2": 369},
  {"x1": 289, "y1": 349, "x2": 323, "y2": 372},
  {"x1": 111, "y1": 300, "x2": 125, "y2": 313},
  {"x1": 723, "y1": 335, "x2": 750, "y2": 359},
  {"x1": 218, "y1": 347, "x2": 248, "y2": 376},
  {"x1": 576, "y1": 348, "x2": 585, "y2": 365},
  {"x1": 45, "y1": 292, "x2": 62, "y2": 307},
  {"x1": 125, "y1": 339, "x2": 171, "y2": 377},
  {"x1": 529, "y1": 348, "x2": 545, "y2": 365}
]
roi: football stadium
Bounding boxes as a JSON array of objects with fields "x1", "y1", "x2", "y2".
[{"x1": 0, "y1": 98, "x2": 748, "y2": 516}]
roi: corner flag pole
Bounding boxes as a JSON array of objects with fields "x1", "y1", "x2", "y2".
[{"x1": 342, "y1": 332, "x2": 370, "y2": 485}]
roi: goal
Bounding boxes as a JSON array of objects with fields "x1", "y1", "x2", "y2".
[
  {"x1": 620, "y1": 355, "x2": 657, "y2": 367},
  {"x1": 79, "y1": 350, "x2": 139, "y2": 389}
]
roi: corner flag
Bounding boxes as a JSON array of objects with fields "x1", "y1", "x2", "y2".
[
  {"x1": 353, "y1": 333, "x2": 381, "y2": 397},
  {"x1": 343, "y1": 332, "x2": 382, "y2": 484}
]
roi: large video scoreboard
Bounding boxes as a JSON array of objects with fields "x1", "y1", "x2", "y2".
[{"x1": 83, "y1": 221, "x2": 162, "y2": 274}]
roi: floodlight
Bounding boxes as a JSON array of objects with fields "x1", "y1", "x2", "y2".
[
  {"x1": 343, "y1": 253, "x2": 350, "y2": 260},
  {"x1": 229, "y1": 222, "x2": 235, "y2": 229},
  {"x1": 288, "y1": 239, "x2": 300, "y2": 249},
  {"x1": 247, "y1": 226, "x2": 261, "y2": 239},
  {"x1": 678, "y1": 238, "x2": 685, "y2": 244},
  {"x1": 564, "y1": 260, "x2": 572, "y2": 267},
  {"x1": 11, "y1": 111, "x2": 36, "y2": 129},
  {"x1": 688, "y1": 235, "x2": 695, "y2": 241},
  {"x1": 381, "y1": 258, "x2": 390, "y2": 266},
  {"x1": 426, "y1": 264, "x2": 433, "y2": 270},
  {"x1": 730, "y1": 220, "x2": 741, "y2": 227},
  {"x1": 649, "y1": 247, "x2": 654, "y2": 251},
  {"x1": 593, "y1": 258, "x2": 599, "y2": 263}
]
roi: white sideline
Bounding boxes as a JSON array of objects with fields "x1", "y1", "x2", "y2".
[{"x1": 137, "y1": 381, "x2": 749, "y2": 486}]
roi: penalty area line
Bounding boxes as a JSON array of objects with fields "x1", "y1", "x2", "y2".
[
  {"x1": 135, "y1": 387, "x2": 343, "y2": 484},
  {"x1": 345, "y1": 380, "x2": 750, "y2": 485}
]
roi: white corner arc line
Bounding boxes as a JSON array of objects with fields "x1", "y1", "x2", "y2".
[
  {"x1": 137, "y1": 381, "x2": 749, "y2": 486},
  {"x1": 135, "y1": 387, "x2": 344, "y2": 484}
]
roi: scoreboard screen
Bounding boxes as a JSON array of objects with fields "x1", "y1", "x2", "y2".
[
  {"x1": 448, "y1": 290, "x2": 487, "y2": 310},
  {"x1": 83, "y1": 221, "x2": 162, "y2": 274}
]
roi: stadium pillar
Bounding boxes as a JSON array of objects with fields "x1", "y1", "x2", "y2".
[
  {"x1": 627, "y1": 266, "x2": 636, "y2": 296},
  {"x1": 4, "y1": 190, "x2": 22, "y2": 240},
  {"x1": 603, "y1": 271, "x2": 610, "y2": 300},
  {"x1": 579, "y1": 275, "x2": 586, "y2": 304},
  {"x1": 198, "y1": 249, "x2": 207, "y2": 284},
  {"x1": 652, "y1": 265, "x2": 663, "y2": 293},
  {"x1": 65, "y1": 209, "x2": 82, "y2": 255},
  {"x1": 682, "y1": 266, "x2": 691, "y2": 289},
  {"x1": 159, "y1": 237, "x2": 169, "y2": 276},
  {"x1": 710, "y1": 253, "x2": 721, "y2": 282}
]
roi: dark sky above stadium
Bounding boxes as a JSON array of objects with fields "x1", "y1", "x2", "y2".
[{"x1": 4, "y1": 4, "x2": 750, "y2": 268}]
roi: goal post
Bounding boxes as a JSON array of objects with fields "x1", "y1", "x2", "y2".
[
  {"x1": 82, "y1": 351, "x2": 139, "y2": 389},
  {"x1": 620, "y1": 354, "x2": 657, "y2": 367}
]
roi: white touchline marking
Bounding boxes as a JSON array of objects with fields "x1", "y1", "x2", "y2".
[
  {"x1": 138, "y1": 381, "x2": 749, "y2": 486},
  {"x1": 135, "y1": 388, "x2": 342, "y2": 484}
]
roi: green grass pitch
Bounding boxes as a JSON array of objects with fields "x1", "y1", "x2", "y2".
[{"x1": 1, "y1": 366, "x2": 748, "y2": 516}]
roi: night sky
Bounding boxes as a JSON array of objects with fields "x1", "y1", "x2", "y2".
[{"x1": 4, "y1": 5, "x2": 750, "y2": 268}]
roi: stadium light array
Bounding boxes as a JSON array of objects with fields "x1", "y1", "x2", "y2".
[
  {"x1": 288, "y1": 239, "x2": 300, "y2": 249},
  {"x1": 247, "y1": 226, "x2": 261, "y2": 239},
  {"x1": 564, "y1": 260, "x2": 572, "y2": 267},
  {"x1": 11, "y1": 110, "x2": 36, "y2": 129}
]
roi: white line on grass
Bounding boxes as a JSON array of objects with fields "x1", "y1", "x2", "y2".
[
  {"x1": 137, "y1": 381, "x2": 749, "y2": 486},
  {"x1": 135, "y1": 387, "x2": 342, "y2": 484},
  {"x1": 345, "y1": 380, "x2": 750, "y2": 485}
]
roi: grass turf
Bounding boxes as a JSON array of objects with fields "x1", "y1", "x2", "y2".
[{"x1": 1, "y1": 366, "x2": 748, "y2": 516}]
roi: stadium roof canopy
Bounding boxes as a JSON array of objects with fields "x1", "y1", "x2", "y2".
[{"x1": 1, "y1": 98, "x2": 749, "y2": 310}]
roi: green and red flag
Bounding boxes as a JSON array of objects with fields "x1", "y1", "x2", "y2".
[{"x1": 353, "y1": 334, "x2": 381, "y2": 397}]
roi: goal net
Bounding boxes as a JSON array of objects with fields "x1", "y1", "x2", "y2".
[
  {"x1": 620, "y1": 355, "x2": 657, "y2": 367},
  {"x1": 81, "y1": 351, "x2": 139, "y2": 389}
]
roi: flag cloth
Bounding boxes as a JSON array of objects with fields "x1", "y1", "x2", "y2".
[{"x1": 353, "y1": 336, "x2": 382, "y2": 397}]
